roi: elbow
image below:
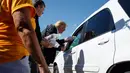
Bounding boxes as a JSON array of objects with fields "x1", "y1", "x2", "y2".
[
  {"x1": 16, "y1": 22, "x2": 36, "y2": 45},
  {"x1": 16, "y1": 21, "x2": 35, "y2": 35},
  {"x1": 18, "y1": 27, "x2": 35, "y2": 53}
]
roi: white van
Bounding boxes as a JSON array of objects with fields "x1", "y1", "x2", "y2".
[{"x1": 53, "y1": 0, "x2": 130, "y2": 73}]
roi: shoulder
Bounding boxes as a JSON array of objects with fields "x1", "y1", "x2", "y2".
[
  {"x1": 46, "y1": 24, "x2": 56, "y2": 30},
  {"x1": 11, "y1": 0, "x2": 35, "y2": 17},
  {"x1": 46, "y1": 24, "x2": 57, "y2": 33},
  {"x1": 47, "y1": 24, "x2": 55, "y2": 28}
]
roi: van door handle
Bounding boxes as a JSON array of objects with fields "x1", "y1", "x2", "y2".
[
  {"x1": 71, "y1": 51, "x2": 76, "y2": 54},
  {"x1": 68, "y1": 51, "x2": 76, "y2": 55},
  {"x1": 98, "y1": 39, "x2": 109, "y2": 45}
]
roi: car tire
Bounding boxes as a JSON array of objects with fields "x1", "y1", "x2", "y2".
[
  {"x1": 53, "y1": 65, "x2": 59, "y2": 73},
  {"x1": 108, "y1": 67, "x2": 130, "y2": 73},
  {"x1": 107, "y1": 62, "x2": 130, "y2": 73}
]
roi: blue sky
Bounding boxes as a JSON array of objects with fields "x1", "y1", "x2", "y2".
[{"x1": 39, "y1": 0, "x2": 108, "y2": 38}]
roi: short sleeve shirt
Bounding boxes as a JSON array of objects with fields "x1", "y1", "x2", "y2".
[{"x1": 0, "y1": 0, "x2": 36, "y2": 63}]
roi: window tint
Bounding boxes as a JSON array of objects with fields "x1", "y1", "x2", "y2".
[
  {"x1": 83, "y1": 8, "x2": 115, "y2": 42},
  {"x1": 65, "y1": 25, "x2": 83, "y2": 51},
  {"x1": 119, "y1": 0, "x2": 130, "y2": 17},
  {"x1": 69, "y1": 33, "x2": 81, "y2": 50}
]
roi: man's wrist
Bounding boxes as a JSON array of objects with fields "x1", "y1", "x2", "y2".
[{"x1": 38, "y1": 64, "x2": 42, "y2": 67}]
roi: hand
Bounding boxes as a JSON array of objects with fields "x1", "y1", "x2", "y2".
[
  {"x1": 41, "y1": 38, "x2": 53, "y2": 48},
  {"x1": 38, "y1": 66, "x2": 44, "y2": 73},
  {"x1": 64, "y1": 36, "x2": 74, "y2": 42},
  {"x1": 60, "y1": 46, "x2": 66, "y2": 51},
  {"x1": 38, "y1": 66, "x2": 51, "y2": 73}
]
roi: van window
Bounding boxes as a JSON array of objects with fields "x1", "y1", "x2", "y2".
[
  {"x1": 69, "y1": 32, "x2": 81, "y2": 50},
  {"x1": 119, "y1": 0, "x2": 130, "y2": 18},
  {"x1": 83, "y1": 8, "x2": 115, "y2": 42},
  {"x1": 65, "y1": 25, "x2": 83, "y2": 51}
]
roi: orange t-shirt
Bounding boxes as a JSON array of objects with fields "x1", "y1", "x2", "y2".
[{"x1": 0, "y1": 0, "x2": 36, "y2": 64}]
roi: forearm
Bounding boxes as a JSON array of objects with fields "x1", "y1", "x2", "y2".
[
  {"x1": 12, "y1": 8, "x2": 49, "y2": 72},
  {"x1": 18, "y1": 23, "x2": 49, "y2": 72},
  {"x1": 19, "y1": 29, "x2": 43, "y2": 63}
]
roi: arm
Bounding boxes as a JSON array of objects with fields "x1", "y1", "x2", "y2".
[
  {"x1": 42, "y1": 24, "x2": 57, "y2": 37},
  {"x1": 56, "y1": 39, "x2": 65, "y2": 44},
  {"x1": 12, "y1": 8, "x2": 50, "y2": 73},
  {"x1": 56, "y1": 36, "x2": 74, "y2": 51},
  {"x1": 35, "y1": 19, "x2": 42, "y2": 44}
]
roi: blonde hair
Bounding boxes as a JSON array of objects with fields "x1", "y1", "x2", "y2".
[{"x1": 54, "y1": 20, "x2": 67, "y2": 28}]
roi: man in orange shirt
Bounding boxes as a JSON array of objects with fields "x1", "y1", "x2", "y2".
[{"x1": 0, "y1": 0, "x2": 50, "y2": 73}]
